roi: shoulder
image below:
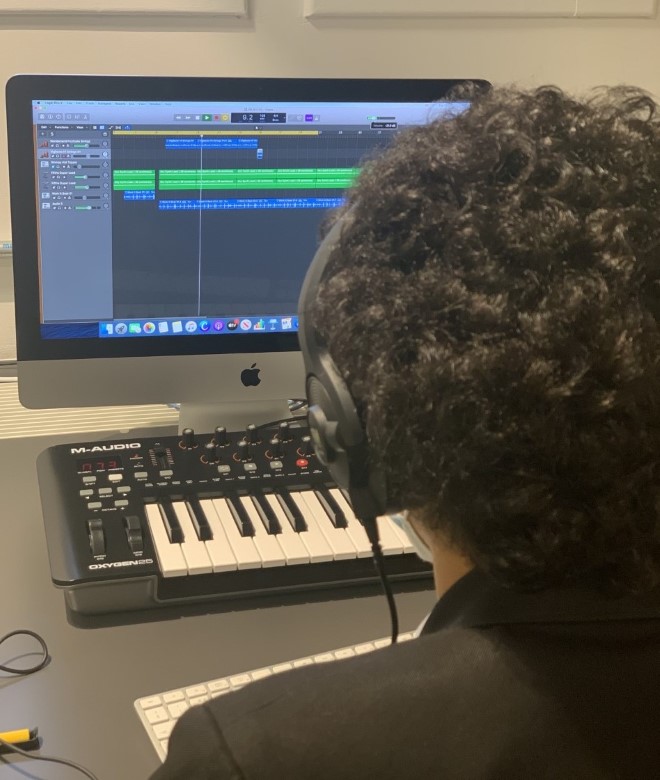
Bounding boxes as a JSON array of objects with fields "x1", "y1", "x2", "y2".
[{"x1": 195, "y1": 628, "x2": 560, "y2": 776}]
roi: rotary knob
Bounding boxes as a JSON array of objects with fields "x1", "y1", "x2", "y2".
[
  {"x1": 300, "y1": 435, "x2": 315, "y2": 458},
  {"x1": 236, "y1": 439, "x2": 252, "y2": 462},
  {"x1": 180, "y1": 427, "x2": 197, "y2": 449},
  {"x1": 246, "y1": 423, "x2": 261, "y2": 444},
  {"x1": 269, "y1": 437, "x2": 283, "y2": 459},
  {"x1": 214, "y1": 426, "x2": 229, "y2": 447},
  {"x1": 204, "y1": 441, "x2": 219, "y2": 464},
  {"x1": 279, "y1": 421, "x2": 293, "y2": 443}
]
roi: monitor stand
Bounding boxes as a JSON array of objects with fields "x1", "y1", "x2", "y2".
[{"x1": 177, "y1": 399, "x2": 299, "y2": 436}]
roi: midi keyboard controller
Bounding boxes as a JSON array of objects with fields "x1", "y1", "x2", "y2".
[{"x1": 36, "y1": 420, "x2": 431, "y2": 615}]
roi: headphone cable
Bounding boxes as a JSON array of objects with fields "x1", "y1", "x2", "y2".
[{"x1": 363, "y1": 517, "x2": 399, "y2": 644}]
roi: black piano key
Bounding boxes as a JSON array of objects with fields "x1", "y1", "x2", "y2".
[
  {"x1": 251, "y1": 493, "x2": 282, "y2": 535},
  {"x1": 159, "y1": 497, "x2": 184, "y2": 543},
  {"x1": 315, "y1": 487, "x2": 347, "y2": 529},
  {"x1": 186, "y1": 496, "x2": 213, "y2": 541},
  {"x1": 276, "y1": 489, "x2": 307, "y2": 533},
  {"x1": 226, "y1": 494, "x2": 255, "y2": 537}
]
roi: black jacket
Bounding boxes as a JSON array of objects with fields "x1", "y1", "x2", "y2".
[{"x1": 150, "y1": 570, "x2": 660, "y2": 779}]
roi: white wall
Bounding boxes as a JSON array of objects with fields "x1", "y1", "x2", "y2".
[{"x1": 1, "y1": 0, "x2": 660, "y2": 239}]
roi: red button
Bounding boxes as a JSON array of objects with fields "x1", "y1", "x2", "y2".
[{"x1": 296, "y1": 458, "x2": 309, "y2": 468}]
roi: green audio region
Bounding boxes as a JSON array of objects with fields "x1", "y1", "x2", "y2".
[
  {"x1": 158, "y1": 167, "x2": 359, "y2": 191},
  {"x1": 113, "y1": 170, "x2": 156, "y2": 191}
]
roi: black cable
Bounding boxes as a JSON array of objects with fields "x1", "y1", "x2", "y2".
[
  {"x1": 362, "y1": 517, "x2": 399, "y2": 644},
  {"x1": 0, "y1": 630, "x2": 48, "y2": 675},
  {"x1": 255, "y1": 414, "x2": 308, "y2": 431},
  {"x1": 0, "y1": 737, "x2": 100, "y2": 780}
]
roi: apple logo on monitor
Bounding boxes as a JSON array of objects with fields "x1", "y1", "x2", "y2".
[{"x1": 241, "y1": 363, "x2": 261, "y2": 387}]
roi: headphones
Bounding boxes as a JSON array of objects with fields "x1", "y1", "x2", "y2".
[{"x1": 297, "y1": 211, "x2": 388, "y2": 521}]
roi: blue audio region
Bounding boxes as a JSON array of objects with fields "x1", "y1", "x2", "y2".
[
  {"x1": 165, "y1": 139, "x2": 259, "y2": 149},
  {"x1": 158, "y1": 197, "x2": 344, "y2": 210},
  {"x1": 124, "y1": 191, "x2": 156, "y2": 201}
]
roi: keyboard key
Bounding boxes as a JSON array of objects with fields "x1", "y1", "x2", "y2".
[
  {"x1": 145, "y1": 504, "x2": 187, "y2": 578},
  {"x1": 153, "y1": 722, "x2": 175, "y2": 740},
  {"x1": 186, "y1": 495, "x2": 213, "y2": 541},
  {"x1": 329, "y1": 489, "x2": 373, "y2": 558},
  {"x1": 263, "y1": 493, "x2": 310, "y2": 565},
  {"x1": 275, "y1": 489, "x2": 307, "y2": 532},
  {"x1": 225, "y1": 495, "x2": 255, "y2": 537},
  {"x1": 197, "y1": 499, "x2": 239, "y2": 572},
  {"x1": 250, "y1": 493, "x2": 281, "y2": 534},
  {"x1": 162, "y1": 691, "x2": 185, "y2": 704},
  {"x1": 207, "y1": 679, "x2": 230, "y2": 693},
  {"x1": 229, "y1": 673, "x2": 251, "y2": 688},
  {"x1": 297, "y1": 491, "x2": 357, "y2": 560},
  {"x1": 314, "y1": 487, "x2": 347, "y2": 528},
  {"x1": 207, "y1": 498, "x2": 261, "y2": 569},
  {"x1": 172, "y1": 502, "x2": 213, "y2": 575},
  {"x1": 167, "y1": 701, "x2": 189, "y2": 719},
  {"x1": 145, "y1": 707, "x2": 169, "y2": 725},
  {"x1": 159, "y1": 498, "x2": 184, "y2": 544},
  {"x1": 138, "y1": 695, "x2": 162, "y2": 709},
  {"x1": 240, "y1": 496, "x2": 286, "y2": 568},
  {"x1": 287, "y1": 491, "x2": 334, "y2": 563}
]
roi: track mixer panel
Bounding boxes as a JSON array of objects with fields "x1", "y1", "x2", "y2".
[{"x1": 37, "y1": 421, "x2": 432, "y2": 615}]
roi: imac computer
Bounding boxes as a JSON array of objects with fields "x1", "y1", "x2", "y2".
[{"x1": 6, "y1": 75, "x2": 486, "y2": 432}]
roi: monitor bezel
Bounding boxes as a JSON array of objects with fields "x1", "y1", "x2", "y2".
[{"x1": 6, "y1": 74, "x2": 488, "y2": 363}]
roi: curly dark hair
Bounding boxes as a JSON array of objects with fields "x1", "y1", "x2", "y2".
[{"x1": 311, "y1": 84, "x2": 660, "y2": 595}]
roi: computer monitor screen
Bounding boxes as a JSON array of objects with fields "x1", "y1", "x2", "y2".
[{"x1": 6, "y1": 75, "x2": 486, "y2": 431}]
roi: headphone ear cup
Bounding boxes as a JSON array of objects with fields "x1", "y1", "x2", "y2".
[{"x1": 306, "y1": 374, "x2": 352, "y2": 488}]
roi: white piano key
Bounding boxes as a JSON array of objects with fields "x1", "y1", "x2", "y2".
[
  {"x1": 328, "y1": 488, "x2": 373, "y2": 558},
  {"x1": 197, "y1": 499, "x2": 239, "y2": 573},
  {"x1": 240, "y1": 496, "x2": 286, "y2": 568},
  {"x1": 171, "y1": 501, "x2": 214, "y2": 575},
  {"x1": 145, "y1": 503, "x2": 188, "y2": 577},
  {"x1": 375, "y1": 515, "x2": 404, "y2": 555},
  {"x1": 297, "y1": 491, "x2": 357, "y2": 561},
  {"x1": 383, "y1": 515, "x2": 416, "y2": 554},
  {"x1": 263, "y1": 494, "x2": 310, "y2": 565},
  {"x1": 286, "y1": 492, "x2": 334, "y2": 563},
  {"x1": 209, "y1": 498, "x2": 262, "y2": 569}
]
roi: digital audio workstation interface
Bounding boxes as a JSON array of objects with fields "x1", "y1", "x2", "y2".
[{"x1": 33, "y1": 99, "x2": 467, "y2": 341}]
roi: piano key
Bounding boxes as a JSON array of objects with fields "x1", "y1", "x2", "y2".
[
  {"x1": 239, "y1": 496, "x2": 286, "y2": 568},
  {"x1": 276, "y1": 489, "x2": 307, "y2": 532},
  {"x1": 145, "y1": 503, "x2": 187, "y2": 577},
  {"x1": 186, "y1": 495, "x2": 213, "y2": 541},
  {"x1": 209, "y1": 498, "x2": 262, "y2": 569},
  {"x1": 328, "y1": 488, "x2": 373, "y2": 558},
  {"x1": 263, "y1": 493, "x2": 310, "y2": 565},
  {"x1": 314, "y1": 487, "x2": 347, "y2": 528},
  {"x1": 296, "y1": 490, "x2": 357, "y2": 560},
  {"x1": 171, "y1": 501, "x2": 214, "y2": 575},
  {"x1": 225, "y1": 495, "x2": 255, "y2": 537},
  {"x1": 375, "y1": 515, "x2": 404, "y2": 555},
  {"x1": 334, "y1": 491, "x2": 402, "y2": 555},
  {"x1": 197, "y1": 499, "x2": 239, "y2": 572},
  {"x1": 250, "y1": 493, "x2": 282, "y2": 534},
  {"x1": 159, "y1": 497, "x2": 184, "y2": 543},
  {"x1": 285, "y1": 491, "x2": 334, "y2": 562},
  {"x1": 383, "y1": 515, "x2": 416, "y2": 554}
]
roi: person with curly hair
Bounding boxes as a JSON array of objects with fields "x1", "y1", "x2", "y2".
[{"x1": 153, "y1": 85, "x2": 660, "y2": 780}]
